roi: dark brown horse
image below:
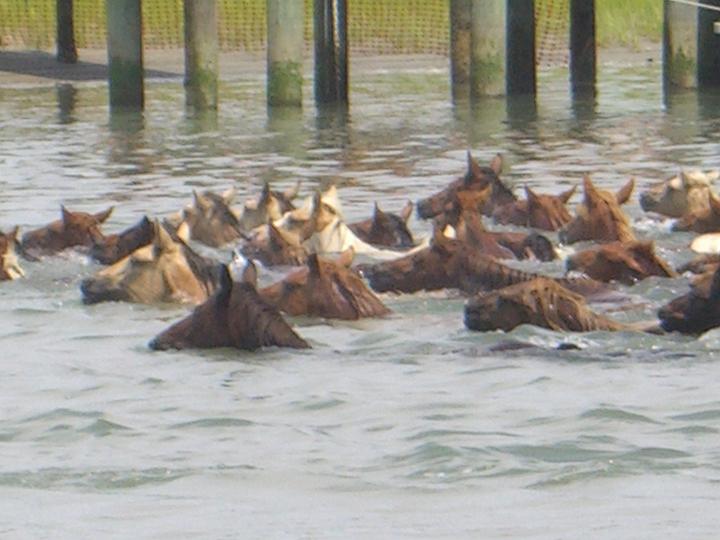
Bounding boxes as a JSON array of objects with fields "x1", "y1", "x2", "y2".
[
  {"x1": 464, "y1": 278, "x2": 626, "y2": 333},
  {"x1": 90, "y1": 215, "x2": 154, "y2": 265},
  {"x1": 348, "y1": 201, "x2": 414, "y2": 249},
  {"x1": 416, "y1": 152, "x2": 513, "y2": 219},
  {"x1": 0, "y1": 227, "x2": 24, "y2": 280},
  {"x1": 260, "y1": 249, "x2": 390, "y2": 320},
  {"x1": 20, "y1": 205, "x2": 113, "y2": 258},
  {"x1": 658, "y1": 265, "x2": 720, "y2": 334},
  {"x1": 566, "y1": 241, "x2": 676, "y2": 285},
  {"x1": 559, "y1": 175, "x2": 635, "y2": 244},
  {"x1": 149, "y1": 261, "x2": 310, "y2": 351},
  {"x1": 492, "y1": 185, "x2": 576, "y2": 231}
]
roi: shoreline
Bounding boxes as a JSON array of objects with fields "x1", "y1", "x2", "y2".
[{"x1": 0, "y1": 44, "x2": 661, "y2": 88}]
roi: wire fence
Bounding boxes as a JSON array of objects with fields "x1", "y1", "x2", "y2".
[{"x1": 1, "y1": 0, "x2": 569, "y2": 66}]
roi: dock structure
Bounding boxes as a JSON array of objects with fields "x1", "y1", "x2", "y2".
[{"x1": 38, "y1": 0, "x2": 720, "y2": 113}]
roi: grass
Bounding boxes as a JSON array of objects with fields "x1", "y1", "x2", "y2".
[{"x1": 0, "y1": 0, "x2": 663, "y2": 52}]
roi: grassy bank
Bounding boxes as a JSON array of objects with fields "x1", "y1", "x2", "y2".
[{"x1": 0, "y1": 0, "x2": 662, "y2": 52}]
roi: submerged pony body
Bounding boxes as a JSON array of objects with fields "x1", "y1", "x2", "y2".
[
  {"x1": 150, "y1": 262, "x2": 310, "y2": 351},
  {"x1": 640, "y1": 169, "x2": 720, "y2": 218}
]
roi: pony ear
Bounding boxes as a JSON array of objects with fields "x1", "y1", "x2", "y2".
[
  {"x1": 61, "y1": 205, "x2": 72, "y2": 224},
  {"x1": 336, "y1": 247, "x2": 355, "y2": 268},
  {"x1": 400, "y1": 201, "x2": 413, "y2": 223},
  {"x1": 221, "y1": 186, "x2": 237, "y2": 204},
  {"x1": 709, "y1": 191, "x2": 720, "y2": 216},
  {"x1": 524, "y1": 186, "x2": 541, "y2": 207},
  {"x1": 616, "y1": 178, "x2": 635, "y2": 205},
  {"x1": 217, "y1": 264, "x2": 234, "y2": 305},
  {"x1": 268, "y1": 222, "x2": 287, "y2": 248},
  {"x1": 372, "y1": 202, "x2": 388, "y2": 222},
  {"x1": 465, "y1": 151, "x2": 482, "y2": 184},
  {"x1": 582, "y1": 174, "x2": 599, "y2": 205},
  {"x1": 283, "y1": 180, "x2": 301, "y2": 201},
  {"x1": 241, "y1": 259, "x2": 258, "y2": 288},
  {"x1": 9, "y1": 226, "x2": 20, "y2": 245},
  {"x1": 259, "y1": 181, "x2": 271, "y2": 204},
  {"x1": 559, "y1": 185, "x2": 577, "y2": 204},
  {"x1": 154, "y1": 220, "x2": 177, "y2": 252},
  {"x1": 307, "y1": 253, "x2": 321, "y2": 276},
  {"x1": 489, "y1": 153, "x2": 503, "y2": 175},
  {"x1": 94, "y1": 206, "x2": 114, "y2": 223}
]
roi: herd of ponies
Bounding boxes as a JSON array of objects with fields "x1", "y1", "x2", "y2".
[{"x1": 3, "y1": 151, "x2": 720, "y2": 351}]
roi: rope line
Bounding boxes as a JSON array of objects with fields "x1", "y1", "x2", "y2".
[{"x1": 669, "y1": 0, "x2": 720, "y2": 13}]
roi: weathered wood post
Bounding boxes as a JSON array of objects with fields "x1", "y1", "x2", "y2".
[
  {"x1": 106, "y1": 0, "x2": 144, "y2": 110},
  {"x1": 450, "y1": 0, "x2": 472, "y2": 102},
  {"x1": 569, "y1": 0, "x2": 596, "y2": 96},
  {"x1": 267, "y1": 0, "x2": 304, "y2": 107},
  {"x1": 697, "y1": 0, "x2": 720, "y2": 87},
  {"x1": 663, "y1": 0, "x2": 698, "y2": 90},
  {"x1": 314, "y1": 0, "x2": 348, "y2": 107},
  {"x1": 470, "y1": 0, "x2": 506, "y2": 98},
  {"x1": 184, "y1": 0, "x2": 218, "y2": 110},
  {"x1": 56, "y1": 0, "x2": 77, "y2": 64},
  {"x1": 507, "y1": 0, "x2": 536, "y2": 96}
]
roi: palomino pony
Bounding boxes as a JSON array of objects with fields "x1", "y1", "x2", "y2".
[
  {"x1": 259, "y1": 248, "x2": 390, "y2": 320},
  {"x1": 672, "y1": 190, "x2": 720, "y2": 233},
  {"x1": 464, "y1": 278, "x2": 626, "y2": 333},
  {"x1": 20, "y1": 205, "x2": 113, "y2": 258},
  {"x1": 640, "y1": 169, "x2": 720, "y2": 218},
  {"x1": 565, "y1": 241, "x2": 676, "y2": 285},
  {"x1": 81, "y1": 221, "x2": 220, "y2": 305},
  {"x1": 180, "y1": 189, "x2": 244, "y2": 247},
  {"x1": 149, "y1": 261, "x2": 310, "y2": 351},
  {"x1": 559, "y1": 175, "x2": 636, "y2": 244},
  {"x1": 240, "y1": 222, "x2": 309, "y2": 267},
  {"x1": 0, "y1": 227, "x2": 24, "y2": 280}
]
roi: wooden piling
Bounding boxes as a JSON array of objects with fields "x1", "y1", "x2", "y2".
[
  {"x1": 183, "y1": 0, "x2": 219, "y2": 110},
  {"x1": 56, "y1": 0, "x2": 77, "y2": 64},
  {"x1": 663, "y1": 0, "x2": 698, "y2": 89},
  {"x1": 450, "y1": 0, "x2": 472, "y2": 102},
  {"x1": 314, "y1": 0, "x2": 348, "y2": 106},
  {"x1": 697, "y1": 0, "x2": 720, "y2": 87},
  {"x1": 106, "y1": 0, "x2": 144, "y2": 110},
  {"x1": 267, "y1": 0, "x2": 304, "y2": 107},
  {"x1": 507, "y1": 0, "x2": 536, "y2": 96},
  {"x1": 569, "y1": 0, "x2": 596, "y2": 96},
  {"x1": 470, "y1": 0, "x2": 506, "y2": 98}
]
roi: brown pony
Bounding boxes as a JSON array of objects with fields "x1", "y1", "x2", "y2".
[
  {"x1": 181, "y1": 189, "x2": 243, "y2": 247},
  {"x1": 361, "y1": 230, "x2": 603, "y2": 297},
  {"x1": 640, "y1": 169, "x2": 719, "y2": 218},
  {"x1": 348, "y1": 201, "x2": 414, "y2": 249},
  {"x1": 260, "y1": 249, "x2": 390, "y2": 320},
  {"x1": 464, "y1": 278, "x2": 625, "y2": 333},
  {"x1": 240, "y1": 222, "x2": 309, "y2": 267},
  {"x1": 672, "y1": 191, "x2": 720, "y2": 233},
  {"x1": 492, "y1": 185, "x2": 576, "y2": 231},
  {"x1": 559, "y1": 175, "x2": 636, "y2": 244},
  {"x1": 0, "y1": 227, "x2": 24, "y2": 280},
  {"x1": 81, "y1": 221, "x2": 220, "y2": 305},
  {"x1": 566, "y1": 241, "x2": 676, "y2": 285},
  {"x1": 237, "y1": 181, "x2": 300, "y2": 232},
  {"x1": 149, "y1": 261, "x2": 310, "y2": 351},
  {"x1": 658, "y1": 265, "x2": 720, "y2": 334},
  {"x1": 416, "y1": 152, "x2": 514, "y2": 219},
  {"x1": 676, "y1": 253, "x2": 720, "y2": 276},
  {"x1": 90, "y1": 215, "x2": 154, "y2": 265},
  {"x1": 20, "y1": 205, "x2": 113, "y2": 258}
]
